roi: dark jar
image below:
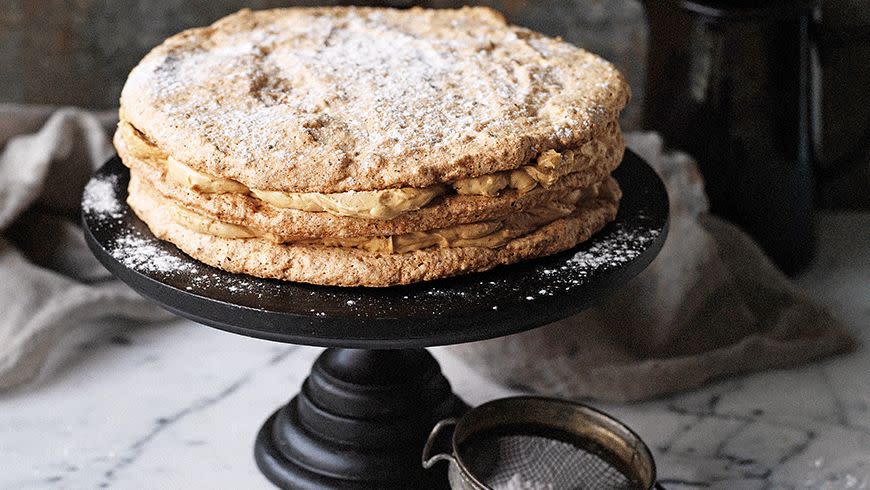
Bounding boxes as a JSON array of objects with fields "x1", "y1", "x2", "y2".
[{"x1": 642, "y1": 0, "x2": 818, "y2": 275}]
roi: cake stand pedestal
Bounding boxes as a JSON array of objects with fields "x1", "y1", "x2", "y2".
[{"x1": 83, "y1": 150, "x2": 668, "y2": 489}]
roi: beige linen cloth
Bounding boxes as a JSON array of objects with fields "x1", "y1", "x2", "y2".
[
  {"x1": 0, "y1": 105, "x2": 171, "y2": 390},
  {"x1": 0, "y1": 105, "x2": 855, "y2": 398}
]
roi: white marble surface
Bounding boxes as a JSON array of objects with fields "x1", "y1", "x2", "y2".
[{"x1": 1, "y1": 212, "x2": 868, "y2": 489}]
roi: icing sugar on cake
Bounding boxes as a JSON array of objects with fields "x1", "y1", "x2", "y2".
[
  {"x1": 120, "y1": 6, "x2": 629, "y2": 193},
  {"x1": 111, "y1": 232, "x2": 196, "y2": 274}
]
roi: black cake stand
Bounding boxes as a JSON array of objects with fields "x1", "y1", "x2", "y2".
[{"x1": 82, "y1": 150, "x2": 668, "y2": 489}]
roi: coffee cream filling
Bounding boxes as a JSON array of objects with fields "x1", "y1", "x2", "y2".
[
  {"x1": 165, "y1": 183, "x2": 604, "y2": 254},
  {"x1": 119, "y1": 121, "x2": 615, "y2": 220}
]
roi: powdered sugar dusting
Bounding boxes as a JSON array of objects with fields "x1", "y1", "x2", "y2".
[
  {"x1": 124, "y1": 7, "x2": 626, "y2": 191},
  {"x1": 106, "y1": 229, "x2": 280, "y2": 299},
  {"x1": 111, "y1": 232, "x2": 197, "y2": 275},
  {"x1": 493, "y1": 473, "x2": 553, "y2": 490},
  {"x1": 568, "y1": 224, "x2": 659, "y2": 273},
  {"x1": 82, "y1": 174, "x2": 123, "y2": 219}
]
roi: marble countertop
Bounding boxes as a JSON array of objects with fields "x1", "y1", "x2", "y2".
[{"x1": 2, "y1": 213, "x2": 868, "y2": 489}]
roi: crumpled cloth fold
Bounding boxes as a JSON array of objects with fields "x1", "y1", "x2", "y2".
[
  {"x1": 0, "y1": 105, "x2": 855, "y2": 398},
  {"x1": 0, "y1": 105, "x2": 170, "y2": 390}
]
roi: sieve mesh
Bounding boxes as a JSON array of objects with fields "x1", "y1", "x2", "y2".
[{"x1": 459, "y1": 433, "x2": 636, "y2": 490}]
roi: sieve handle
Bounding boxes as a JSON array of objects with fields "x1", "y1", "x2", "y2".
[{"x1": 422, "y1": 417, "x2": 458, "y2": 469}]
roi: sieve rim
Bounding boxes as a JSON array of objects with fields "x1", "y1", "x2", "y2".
[{"x1": 425, "y1": 396, "x2": 658, "y2": 490}]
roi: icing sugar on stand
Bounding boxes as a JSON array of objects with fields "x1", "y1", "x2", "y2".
[{"x1": 81, "y1": 149, "x2": 668, "y2": 488}]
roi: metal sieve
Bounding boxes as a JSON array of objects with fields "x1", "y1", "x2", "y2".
[{"x1": 422, "y1": 396, "x2": 662, "y2": 490}]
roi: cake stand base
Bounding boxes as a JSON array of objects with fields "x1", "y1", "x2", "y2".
[{"x1": 254, "y1": 348, "x2": 466, "y2": 489}]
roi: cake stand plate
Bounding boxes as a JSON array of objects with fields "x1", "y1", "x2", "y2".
[{"x1": 83, "y1": 150, "x2": 668, "y2": 489}]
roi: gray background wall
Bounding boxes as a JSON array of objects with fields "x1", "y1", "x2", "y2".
[{"x1": 1, "y1": 0, "x2": 866, "y2": 208}]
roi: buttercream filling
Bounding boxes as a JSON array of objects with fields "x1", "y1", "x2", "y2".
[
  {"x1": 118, "y1": 121, "x2": 616, "y2": 220},
  {"x1": 250, "y1": 186, "x2": 447, "y2": 220},
  {"x1": 164, "y1": 184, "x2": 602, "y2": 254}
]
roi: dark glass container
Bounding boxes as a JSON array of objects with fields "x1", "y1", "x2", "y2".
[{"x1": 643, "y1": 0, "x2": 818, "y2": 275}]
